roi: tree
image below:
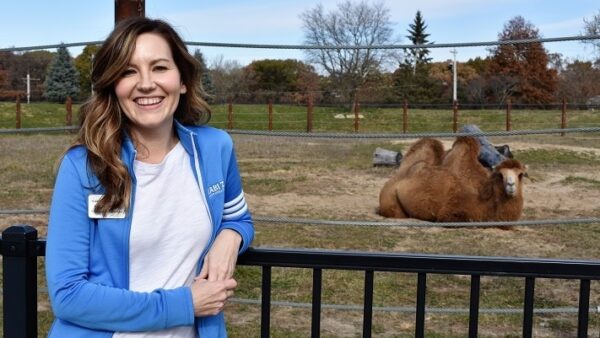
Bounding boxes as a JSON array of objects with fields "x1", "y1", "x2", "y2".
[
  {"x1": 0, "y1": 50, "x2": 54, "y2": 101},
  {"x1": 582, "y1": 10, "x2": 600, "y2": 61},
  {"x1": 209, "y1": 56, "x2": 246, "y2": 102},
  {"x1": 193, "y1": 49, "x2": 215, "y2": 97},
  {"x1": 300, "y1": 0, "x2": 396, "y2": 100},
  {"x1": 404, "y1": 10, "x2": 432, "y2": 73},
  {"x1": 557, "y1": 60, "x2": 600, "y2": 103},
  {"x1": 44, "y1": 45, "x2": 79, "y2": 102},
  {"x1": 74, "y1": 44, "x2": 99, "y2": 100},
  {"x1": 488, "y1": 16, "x2": 558, "y2": 105},
  {"x1": 243, "y1": 59, "x2": 320, "y2": 103}
]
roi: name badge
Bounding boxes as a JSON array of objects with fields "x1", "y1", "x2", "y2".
[{"x1": 88, "y1": 194, "x2": 126, "y2": 219}]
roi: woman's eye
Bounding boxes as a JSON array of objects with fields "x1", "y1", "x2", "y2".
[
  {"x1": 121, "y1": 69, "x2": 136, "y2": 77},
  {"x1": 154, "y1": 65, "x2": 168, "y2": 72}
]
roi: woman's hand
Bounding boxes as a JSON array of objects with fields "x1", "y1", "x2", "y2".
[
  {"x1": 198, "y1": 229, "x2": 242, "y2": 281},
  {"x1": 190, "y1": 277, "x2": 237, "y2": 317}
]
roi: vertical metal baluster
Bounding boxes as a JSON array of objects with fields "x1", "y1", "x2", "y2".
[
  {"x1": 363, "y1": 270, "x2": 374, "y2": 338},
  {"x1": 468, "y1": 275, "x2": 481, "y2": 338},
  {"x1": 312, "y1": 268, "x2": 322, "y2": 338},
  {"x1": 261, "y1": 266, "x2": 272, "y2": 338},
  {"x1": 522, "y1": 277, "x2": 535, "y2": 338},
  {"x1": 416, "y1": 273, "x2": 427, "y2": 338},
  {"x1": 577, "y1": 279, "x2": 590, "y2": 338}
]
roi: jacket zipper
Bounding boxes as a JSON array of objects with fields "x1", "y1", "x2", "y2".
[{"x1": 189, "y1": 132, "x2": 217, "y2": 273}]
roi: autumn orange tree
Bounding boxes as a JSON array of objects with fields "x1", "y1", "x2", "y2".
[{"x1": 488, "y1": 16, "x2": 558, "y2": 105}]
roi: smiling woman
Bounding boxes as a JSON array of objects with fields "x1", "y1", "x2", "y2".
[
  {"x1": 114, "y1": 33, "x2": 187, "y2": 162},
  {"x1": 44, "y1": 17, "x2": 254, "y2": 338}
]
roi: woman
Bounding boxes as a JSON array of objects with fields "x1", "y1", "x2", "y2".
[{"x1": 45, "y1": 17, "x2": 254, "y2": 337}]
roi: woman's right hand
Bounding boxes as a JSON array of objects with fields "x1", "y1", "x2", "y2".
[{"x1": 190, "y1": 277, "x2": 237, "y2": 317}]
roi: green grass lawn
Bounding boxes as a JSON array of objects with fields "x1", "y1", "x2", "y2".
[{"x1": 3, "y1": 101, "x2": 599, "y2": 133}]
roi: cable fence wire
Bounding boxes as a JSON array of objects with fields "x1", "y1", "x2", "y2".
[
  {"x1": 8, "y1": 287, "x2": 594, "y2": 315},
  {"x1": 2, "y1": 34, "x2": 598, "y2": 53},
  {"x1": 1, "y1": 209, "x2": 599, "y2": 228},
  {"x1": 2, "y1": 126, "x2": 600, "y2": 138}
]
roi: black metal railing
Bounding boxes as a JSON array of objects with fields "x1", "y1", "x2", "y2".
[{"x1": 2, "y1": 224, "x2": 600, "y2": 338}]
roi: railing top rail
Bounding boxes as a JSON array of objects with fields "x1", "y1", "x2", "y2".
[
  {"x1": 3, "y1": 238, "x2": 600, "y2": 280},
  {"x1": 238, "y1": 247, "x2": 600, "y2": 279}
]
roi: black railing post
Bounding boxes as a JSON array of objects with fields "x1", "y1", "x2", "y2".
[{"x1": 2, "y1": 224, "x2": 38, "y2": 338}]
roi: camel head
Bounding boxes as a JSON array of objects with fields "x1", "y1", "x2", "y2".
[{"x1": 492, "y1": 159, "x2": 527, "y2": 198}]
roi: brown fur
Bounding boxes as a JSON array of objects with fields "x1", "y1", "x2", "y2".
[
  {"x1": 378, "y1": 137, "x2": 527, "y2": 222},
  {"x1": 378, "y1": 138, "x2": 444, "y2": 218}
]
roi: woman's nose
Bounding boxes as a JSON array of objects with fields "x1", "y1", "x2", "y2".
[{"x1": 137, "y1": 71, "x2": 156, "y2": 91}]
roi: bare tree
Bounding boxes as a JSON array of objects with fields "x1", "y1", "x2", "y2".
[
  {"x1": 300, "y1": 0, "x2": 396, "y2": 100},
  {"x1": 209, "y1": 55, "x2": 246, "y2": 102},
  {"x1": 582, "y1": 10, "x2": 600, "y2": 61}
]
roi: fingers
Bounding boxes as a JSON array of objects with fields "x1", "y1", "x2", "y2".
[
  {"x1": 191, "y1": 278, "x2": 238, "y2": 317},
  {"x1": 197, "y1": 264, "x2": 208, "y2": 280}
]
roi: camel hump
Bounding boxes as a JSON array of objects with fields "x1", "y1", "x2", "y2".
[
  {"x1": 405, "y1": 138, "x2": 445, "y2": 159},
  {"x1": 453, "y1": 136, "x2": 480, "y2": 152}
]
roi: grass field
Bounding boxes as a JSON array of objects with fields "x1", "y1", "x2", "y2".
[{"x1": 1, "y1": 102, "x2": 600, "y2": 337}]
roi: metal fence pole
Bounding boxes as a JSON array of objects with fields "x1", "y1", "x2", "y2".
[
  {"x1": 2, "y1": 224, "x2": 38, "y2": 338},
  {"x1": 452, "y1": 100, "x2": 459, "y2": 133}
]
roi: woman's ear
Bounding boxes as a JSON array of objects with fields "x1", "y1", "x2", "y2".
[{"x1": 180, "y1": 83, "x2": 187, "y2": 94}]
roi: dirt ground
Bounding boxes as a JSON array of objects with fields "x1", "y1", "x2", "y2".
[{"x1": 246, "y1": 139, "x2": 600, "y2": 222}]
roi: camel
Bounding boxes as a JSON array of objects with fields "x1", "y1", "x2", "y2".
[{"x1": 378, "y1": 137, "x2": 527, "y2": 222}]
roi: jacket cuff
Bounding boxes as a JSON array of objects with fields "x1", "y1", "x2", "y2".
[{"x1": 163, "y1": 287, "x2": 195, "y2": 327}]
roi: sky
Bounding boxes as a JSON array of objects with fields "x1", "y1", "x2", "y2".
[{"x1": 0, "y1": 0, "x2": 598, "y2": 67}]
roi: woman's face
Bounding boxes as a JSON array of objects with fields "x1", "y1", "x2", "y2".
[{"x1": 114, "y1": 32, "x2": 186, "y2": 136}]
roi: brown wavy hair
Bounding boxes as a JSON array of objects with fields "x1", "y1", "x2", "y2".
[{"x1": 76, "y1": 17, "x2": 212, "y2": 214}]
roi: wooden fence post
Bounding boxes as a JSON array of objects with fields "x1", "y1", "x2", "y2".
[
  {"x1": 268, "y1": 99, "x2": 273, "y2": 131},
  {"x1": 561, "y1": 97, "x2": 567, "y2": 137},
  {"x1": 65, "y1": 96, "x2": 73, "y2": 126},
  {"x1": 306, "y1": 95, "x2": 313, "y2": 133},
  {"x1": 227, "y1": 100, "x2": 233, "y2": 130},
  {"x1": 354, "y1": 98, "x2": 360, "y2": 133},
  {"x1": 506, "y1": 99, "x2": 512, "y2": 132},
  {"x1": 403, "y1": 99, "x2": 408, "y2": 133},
  {"x1": 452, "y1": 100, "x2": 459, "y2": 133},
  {"x1": 16, "y1": 96, "x2": 21, "y2": 129}
]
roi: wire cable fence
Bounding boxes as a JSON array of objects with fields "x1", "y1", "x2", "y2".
[
  {"x1": 17, "y1": 286, "x2": 595, "y2": 315},
  {"x1": 1, "y1": 35, "x2": 599, "y2": 53}
]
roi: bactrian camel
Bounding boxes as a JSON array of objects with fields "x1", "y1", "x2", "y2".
[{"x1": 378, "y1": 137, "x2": 527, "y2": 222}]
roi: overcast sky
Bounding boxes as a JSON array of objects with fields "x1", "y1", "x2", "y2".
[{"x1": 1, "y1": 0, "x2": 598, "y2": 65}]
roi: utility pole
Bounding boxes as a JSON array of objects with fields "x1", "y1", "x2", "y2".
[
  {"x1": 450, "y1": 48, "x2": 458, "y2": 103},
  {"x1": 23, "y1": 73, "x2": 40, "y2": 104},
  {"x1": 115, "y1": 0, "x2": 145, "y2": 24}
]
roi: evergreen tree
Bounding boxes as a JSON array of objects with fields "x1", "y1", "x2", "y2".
[
  {"x1": 193, "y1": 49, "x2": 214, "y2": 96},
  {"x1": 393, "y1": 11, "x2": 438, "y2": 103},
  {"x1": 44, "y1": 45, "x2": 79, "y2": 103},
  {"x1": 405, "y1": 10, "x2": 432, "y2": 72}
]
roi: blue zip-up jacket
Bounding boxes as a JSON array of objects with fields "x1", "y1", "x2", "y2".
[{"x1": 46, "y1": 122, "x2": 254, "y2": 337}]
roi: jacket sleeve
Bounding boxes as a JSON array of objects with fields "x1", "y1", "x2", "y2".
[
  {"x1": 219, "y1": 140, "x2": 254, "y2": 253},
  {"x1": 45, "y1": 151, "x2": 194, "y2": 332}
]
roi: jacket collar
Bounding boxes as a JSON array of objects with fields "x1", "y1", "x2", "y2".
[{"x1": 121, "y1": 120, "x2": 197, "y2": 163}]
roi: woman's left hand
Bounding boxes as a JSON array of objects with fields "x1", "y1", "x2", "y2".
[{"x1": 198, "y1": 229, "x2": 242, "y2": 281}]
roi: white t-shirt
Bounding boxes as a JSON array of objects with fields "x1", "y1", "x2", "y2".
[{"x1": 114, "y1": 142, "x2": 212, "y2": 338}]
